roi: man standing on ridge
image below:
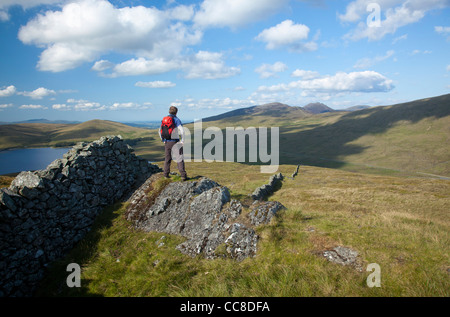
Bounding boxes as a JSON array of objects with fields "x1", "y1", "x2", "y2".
[{"x1": 159, "y1": 106, "x2": 188, "y2": 181}]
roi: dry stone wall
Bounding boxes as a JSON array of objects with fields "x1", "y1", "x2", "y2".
[{"x1": 0, "y1": 135, "x2": 161, "y2": 297}]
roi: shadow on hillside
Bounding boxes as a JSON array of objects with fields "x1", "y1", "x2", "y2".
[{"x1": 277, "y1": 94, "x2": 450, "y2": 169}]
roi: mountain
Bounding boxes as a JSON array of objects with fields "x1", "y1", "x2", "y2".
[
  {"x1": 201, "y1": 102, "x2": 310, "y2": 126},
  {"x1": 0, "y1": 119, "x2": 81, "y2": 125},
  {"x1": 303, "y1": 102, "x2": 335, "y2": 114},
  {"x1": 0, "y1": 119, "x2": 151, "y2": 150},
  {"x1": 197, "y1": 94, "x2": 450, "y2": 176}
]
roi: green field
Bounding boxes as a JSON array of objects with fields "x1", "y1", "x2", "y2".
[
  {"x1": 30, "y1": 161, "x2": 449, "y2": 297},
  {"x1": 1, "y1": 94, "x2": 449, "y2": 297},
  {"x1": 1, "y1": 94, "x2": 449, "y2": 177}
]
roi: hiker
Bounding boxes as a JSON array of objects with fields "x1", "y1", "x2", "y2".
[{"x1": 159, "y1": 106, "x2": 188, "y2": 181}]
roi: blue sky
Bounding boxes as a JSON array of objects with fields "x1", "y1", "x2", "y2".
[{"x1": 0, "y1": 0, "x2": 449, "y2": 123}]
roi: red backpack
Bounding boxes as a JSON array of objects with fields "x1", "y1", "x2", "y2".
[{"x1": 160, "y1": 115, "x2": 175, "y2": 140}]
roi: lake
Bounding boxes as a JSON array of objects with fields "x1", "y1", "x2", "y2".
[{"x1": 0, "y1": 147, "x2": 70, "y2": 175}]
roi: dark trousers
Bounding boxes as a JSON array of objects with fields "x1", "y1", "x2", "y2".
[{"x1": 164, "y1": 141, "x2": 187, "y2": 178}]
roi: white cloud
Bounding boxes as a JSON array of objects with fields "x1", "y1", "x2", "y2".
[
  {"x1": 257, "y1": 70, "x2": 394, "y2": 95},
  {"x1": 102, "y1": 58, "x2": 180, "y2": 77},
  {"x1": 53, "y1": 98, "x2": 151, "y2": 111},
  {"x1": 109, "y1": 102, "x2": 150, "y2": 111},
  {"x1": 354, "y1": 50, "x2": 395, "y2": 69},
  {"x1": 18, "y1": 0, "x2": 202, "y2": 72},
  {"x1": 19, "y1": 104, "x2": 48, "y2": 110},
  {"x1": 0, "y1": 103, "x2": 13, "y2": 110},
  {"x1": 194, "y1": 0, "x2": 288, "y2": 29},
  {"x1": 135, "y1": 81, "x2": 176, "y2": 88},
  {"x1": 435, "y1": 26, "x2": 450, "y2": 34},
  {"x1": 340, "y1": 0, "x2": 450, "y2": 41},
  {"x1": 291, "y1": 69, "x2": 320, "y2": 79},
  {"x1": 255, "y1": 20, "x2": 317, "y2": 52},
  {"x1": 447, "y1": 65, "x2": 450, "y2": 72},
  {"x1": 255, "y1": 62, "x2": 288, "y2": 79},
  {"x1": 0, "y1": 85, "x2": 16, "y2": 97},
  {"x1": 0, "y1": 10, "x2": 9, "y2": 21},
  {"x1": 182, "y1": 51, "x2": 241, "y2": 79},
  {"x1": 20, "y1": 87, "x2": 56, "y2": 99},
  {"x1": 409, "y1": 49, "x2": 432, "y2": 55},
  {"x1": 435, "y1": 26, "x2": 450, "y2": 40},
  {"x1": 52, "y1": 104, "x2": 69, "y2": 110},
  {"x1": 91, "y1": 60, "x2": 115, "y2": 72}
]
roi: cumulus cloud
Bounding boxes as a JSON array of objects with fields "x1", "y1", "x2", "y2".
[
  {"x1": 340, "y1": 0, "x2": 450, "y2": 41},
  {"x1": 257, "y1": 70, "x2": 394, "y2": 95},
  {"x1": 291, "y1": 69, "x2": 320, "y2": 79},
  {"x1": 20, "y1": 87, "x2": 56, "y2": 99},
  {"x1": 99, "y1": 58, "x2": 180, "y2": 78},
  {"x1": 0, "y1": 85, "x2": 16, "y2": 97},
  {"x1": 255, "y1": 20, "x2": 317, "y2": 52},
  {"x1": 0, "y1": 103, "x2": 13, "y2": 110},
  {"x1": 194, "y1": 0, "x2": 288, "y2": 29},
  {"x1": 135, "y1": 81, "x2": 176, "y2": 88},
  {"x1": 182, "y1": 51, "x2": 241, "y2": 79},
  {"x1": 19, "y1": 104, "x2": 48, "y2": 110},
  {"x1": 435, "y1": 26, "x2": 450, "y2": 40},
  {"x1": 109, "y1": 102, "x2": 150, "y2": 111},
  {"x1": 255, "y1": 62, "x2": 288, "y2": 79},
  {"x1": 18, "y1": 0, "x2": 202, "y2": 72},
  {"x1": 52, "y1": 104, "x2": 70, "y2": 110},
  {"x1": 51, "y1": 98, "x2": 150, "y2": 111}
]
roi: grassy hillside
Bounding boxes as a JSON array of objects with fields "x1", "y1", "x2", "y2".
[
  {"x1": 34, "y1": 162, "x2": 450, "y2": 297},
  {"x1": 278, "y1": 94, "x2": 450, "y2": 176},
  {"x1": 0, "y1": 119, "x2": 152, "y2": 150},
  {"x1": 1, "y1": 94, "x2": 449, "y2": 177},
  {"x1": 179, "y1": 94, "x2": 450, "y2": 177}
]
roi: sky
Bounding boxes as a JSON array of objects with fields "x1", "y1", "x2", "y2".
[{"x1": 0, "y1": 0, "x2": 449, "y2": 123}]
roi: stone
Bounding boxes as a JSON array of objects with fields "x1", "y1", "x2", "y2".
[
  {"x1": 127, "y1": 175, "x2": 285, "y2": 262},
  {"x1": 251, "y1": 173, "x2": 283, "y2": 201},
  {"x1": 0, "y1": 135, "x2": 162, "y2": 297},
  {"x1": 249, "y1": 201, "x2": 285, "y2": 226},
  {"x1": 322, "y1": 246, "x2": 363, "y2": 272}
]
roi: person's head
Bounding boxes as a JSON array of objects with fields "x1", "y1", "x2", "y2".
[{"x1": 169, "y1": 106, "x2": 178, "y2": 116}]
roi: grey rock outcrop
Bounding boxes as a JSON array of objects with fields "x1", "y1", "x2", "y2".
[
  {"x1": 0, "y1": 135, "x2": 161, "y2": 297},
  {"x1": 322, "y1": 246, "x2": 363, "y2": 272},
  {"x1": 251, "y1": 173, "x2": 284, "y2": 201},
  {"x1": 291, "y1": 164, "x2": 300, "y2": 179},
  {"x1": 126, "y1": 176, "x2": 285, "y2": 261}
]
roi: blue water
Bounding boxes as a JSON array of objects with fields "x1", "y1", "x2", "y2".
[{"x1": 0, "y1": 147, "x2": 70, "y2": 175}]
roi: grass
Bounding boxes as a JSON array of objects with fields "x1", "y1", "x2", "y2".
[
  {"x1": 34, "y1": 161, "x2": 450, "y2": 297},
  {"x1": 0, "y1": 120, "x2": 151, "y2": 151}
]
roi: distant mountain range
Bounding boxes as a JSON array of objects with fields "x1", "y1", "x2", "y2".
[
  {"x1": 0, "y1": 119, "x2": 82, "y2": 125},
  {"x1": 201, "y1": 101, "x2": 371, "y2": 122},
  {"x1": 1, "y1": 94, "x2": 448, "y2": 176}
]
